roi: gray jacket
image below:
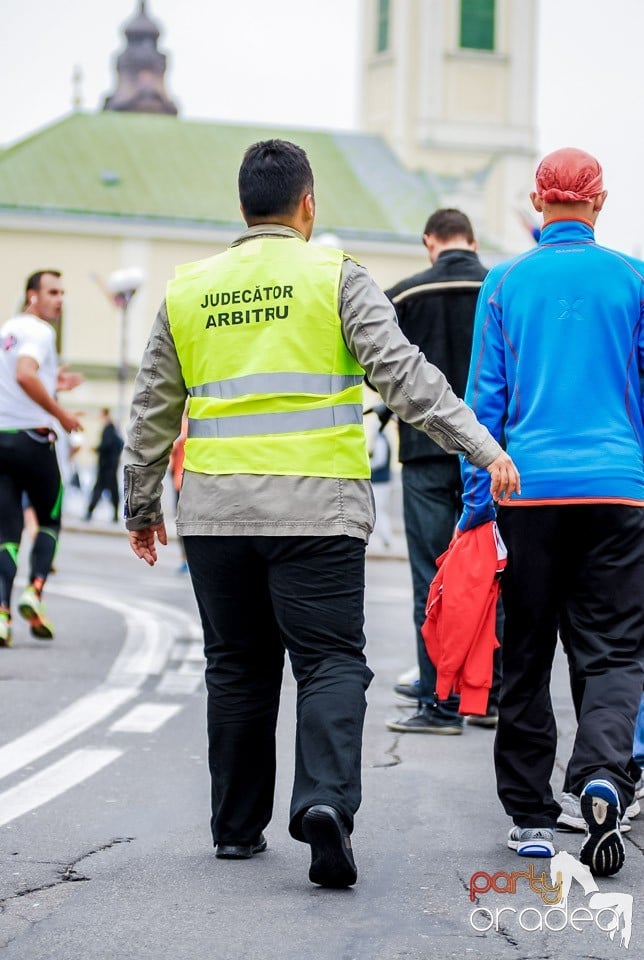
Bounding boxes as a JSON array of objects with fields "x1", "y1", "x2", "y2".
[{"x1": 124, "y1": 225, "x2": 502, "y2": 540}]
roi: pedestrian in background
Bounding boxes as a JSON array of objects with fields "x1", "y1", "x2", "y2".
[
  {"x1": 124, "y1": 139, "x2": 518, "y2": 889},
  {"x1": 85, "y1": 407, "x2": 123, "y2": 523},
  {"x1": 0, "y1": 270, "x2": 83, "y2": 646},
  {"x1": 368, "y1": 405, "x2": 393, "y2": 550},
  {"x1": 383, "y1": 209, "x2": 501, "y2": 735},
  {"x1": 459, "y1": 147, "x2": 644, "y2": 875}
]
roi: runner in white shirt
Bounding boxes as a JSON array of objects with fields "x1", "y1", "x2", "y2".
[{"x1": 0, "y1": 270, "x2": 83, "y2": 646}]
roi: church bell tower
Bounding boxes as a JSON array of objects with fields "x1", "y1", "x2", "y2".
[{"x1": 103, "y1": 0, "x2": 178, "y2": 115}]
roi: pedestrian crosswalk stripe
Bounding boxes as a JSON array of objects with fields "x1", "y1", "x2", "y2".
[
  {"x1": 0, "y1": 748, "x2": 122, "y2": 828},
  {"x1": 109, "y1": 703, "x2": 182, "y2": 734},
  {"x1": 156, "y1": 672, "x2": 202, "y2": 696},
  {"x1": 0, "y1": 686, "x2": 136, "y2": 782}
]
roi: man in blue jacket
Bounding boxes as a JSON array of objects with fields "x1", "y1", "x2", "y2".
[{"x1": 459, "y1": 147, "x2": 644, "y2": 876}]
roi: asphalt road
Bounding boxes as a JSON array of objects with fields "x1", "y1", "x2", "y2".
[{"x1": 0, "y1": 526, "x2": 641, "y2": 959}]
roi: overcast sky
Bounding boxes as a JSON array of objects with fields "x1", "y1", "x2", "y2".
[{"x1": 2, "y1": 0, "x2": 643, "y2": 253}]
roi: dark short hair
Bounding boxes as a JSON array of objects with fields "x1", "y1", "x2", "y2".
[
  {"x1": 238, "y1": 140, "x2": 314, "y2": 221},
  {"x1": 24, "y1": 270, "x2": 62, "y2": 309},
  {"x1": 25, "y1": 270, "x2": 62, "y2": 297},
  {"x1": 423, "y1": 209, "x2": 474, "y2": 245}
]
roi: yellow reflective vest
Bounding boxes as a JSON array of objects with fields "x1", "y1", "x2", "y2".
[{"x1": 166, "y1": 236, "x2": 370, "y2": 479}]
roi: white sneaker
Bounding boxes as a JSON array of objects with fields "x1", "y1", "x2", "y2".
[
  {"x1": 396, "y1": 665, "x2": 420, "y2": 685},
  {"x1": 557, "y1": 792, "x2": 585, "y2": 832},
  {"x1": 507, "y1": 826, "x2": 555, "y2": 858},
  {"x1": 558, "y1": 791, "x2": 634, "y2": 833},
  {"x1": 626, "y1": 797, "x2": 640, "y2": 820}
]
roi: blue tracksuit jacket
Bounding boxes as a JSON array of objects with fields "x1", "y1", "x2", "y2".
[{"x1": 459, "y1": 218, "x2": 644, "y2": 531}]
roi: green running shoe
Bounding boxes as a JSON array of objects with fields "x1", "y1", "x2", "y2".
[
  {"x1": 18, "y1": 585, "x2": 54, "y2": 640},
  {"x1": 0, "y1": 609, "x2": 12, "y2": 648}
]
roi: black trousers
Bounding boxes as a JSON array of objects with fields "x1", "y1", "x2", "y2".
[
  {"x1": 183, "y1": 534, "x2": 373, "y2": 846},
  {"x1": 0, "y1": 430, "x2": 62, "y2": 608},
  {"x1": 87, "y1": 465, "x2": 119, "y2": 519},
  {"x1": 495, "y1": 504, "x2": 644, "y2": 828}
]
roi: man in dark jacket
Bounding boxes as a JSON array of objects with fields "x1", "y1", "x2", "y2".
[
  {"x1": 385, "y1": 209, "x2": 499, "y2": 734},
  {"x1": 85, "y1": 408, "x2": 123, "y2": 522}
]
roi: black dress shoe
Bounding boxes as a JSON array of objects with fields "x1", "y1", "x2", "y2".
[
  {"x1": 466, "y1": 705, "x2": 499, "y2": 728},
  {"x1": 215, "y1": 834, "x2": 267, "y2": 860},
  {"x1": 302, "y1": 805, "x2": 357, "y2": 888}
]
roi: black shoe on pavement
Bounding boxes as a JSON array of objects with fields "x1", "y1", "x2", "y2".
[
  {"x1": 393, "y1": 680, "x2": 420, "y2": 706},
  {"x1": 386, "y1": 708, "x2": 463, "y2": 734},
  {"x1": 302, "y1": 805, "x2": 357, "y2": 888},
  {"x1": 215, "y1": 833, "x2": 267, "y2": 859},
  {"x1": 466, "y1": 706, "x2": 499, "y2": 728}
]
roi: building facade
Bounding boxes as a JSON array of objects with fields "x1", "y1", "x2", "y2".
[{"x1": 359, "y1": 0, "x2": 538, "y2": 253}]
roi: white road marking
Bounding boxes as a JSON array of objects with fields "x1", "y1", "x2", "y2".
[
  {"x1": 0, "y1": 586, "x2": 201, "y2": 785},
  {"x1": 136, "y1": 598, "x2": 202, "y2": 641},
  {"x1": 156, "y1": 672, "x2": 203, "y2": 696},
  {"x1": 178, "y1": 660, "x2": 203, "y2": 676},
  {"x1": 48, "y1": 585, "x2": 173, "y2": 681},
  {"x1": 0, "y1": 748, "x2": 122, "y2": 828},
  {"x1": 170, "y1": 641, "x2": 204, "y2": 662},
  {"x1": 0, "y1": 686, "x2": 136, "y2": 782},
  {"x1": 109, "y1": 703, "x2": 182, "y2": 734}
]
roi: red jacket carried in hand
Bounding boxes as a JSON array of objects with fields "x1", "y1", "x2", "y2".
[{"x1": 421, "y1": 521, "x2": 506, "y2": 716}]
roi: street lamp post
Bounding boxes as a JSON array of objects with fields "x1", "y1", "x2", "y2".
[{"x1": 106, "y1": 267, "x2": 144, "y2": 429}]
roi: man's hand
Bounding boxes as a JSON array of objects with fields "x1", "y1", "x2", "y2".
[
  {"x1": 486, "y1": 452, "x2": 521, "y2": 502},
  {"x1": 57, "y1": 409, "x2": 84, "y2": 434},
  {"x1": 16, "y1": 356, "x2": 84, "y2": 433},
  {"x1": 128, "y1": 523, "x2": 168, "y2": 567},
  {"x1": 56, "y1": 365, "x2": 84, "y2": 392}
]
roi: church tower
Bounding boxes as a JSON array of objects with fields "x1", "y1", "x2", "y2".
[
  {"x1": 103, "y1": 1, "x2": 178, "y2": 115},
  {"x1": 358, "y1": 0, "x2": 538, "y2": 253}
]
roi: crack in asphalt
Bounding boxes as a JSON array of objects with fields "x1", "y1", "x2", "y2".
[
  {"x1": 371, "y1": 735, "x2": 401, "y2": 768},
  {"x1": 457, "y1": 872, "x2": 477, "y2": 904},
  {"x1": 625, "y1": 832, "x2": 643, "y2": 854},
  {"x1": 494, "y1": 921, "x2": 521, "y2": 948},
  {"x1": 0, "y1": 836, "x2": 135, "y2": 905}
]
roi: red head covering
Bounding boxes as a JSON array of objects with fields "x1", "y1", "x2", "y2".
[{"x1": 535, "y1": 147, "x2": 604, "y2": 204}]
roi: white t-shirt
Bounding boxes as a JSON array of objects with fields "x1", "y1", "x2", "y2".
[{"x1": 0, "y1": 313, "x2": 58, "y2": 430}]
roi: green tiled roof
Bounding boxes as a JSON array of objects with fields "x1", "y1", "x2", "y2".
[{"x1": 0, "y1": 112, "x2": 437, "y2": 242}]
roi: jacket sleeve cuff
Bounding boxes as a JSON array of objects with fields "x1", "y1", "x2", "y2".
[
  {"x1": 124, "y1": 501, "x2": 164, "y2": 531},
  {"x1": 457, "y1": 501, "x2": 496, "y2": 533},
  {"x1": 457, "y1": 684, "x2": 491, "y2": 717},
  {"x1": 468, "y1": 434, "x2": 503, "y2": 468}
]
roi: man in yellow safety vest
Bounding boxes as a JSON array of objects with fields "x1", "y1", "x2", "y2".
[{"x1": 124, "y1": 139, "x2": 519, "y2": 889}]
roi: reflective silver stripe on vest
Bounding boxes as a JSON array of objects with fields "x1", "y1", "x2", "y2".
[
  {"x1": 188, "y1": 372, "x2": 364, "y2": 399},
  {"x1": 188, "y1": 404, "x2": 363, "y2": 439}
]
